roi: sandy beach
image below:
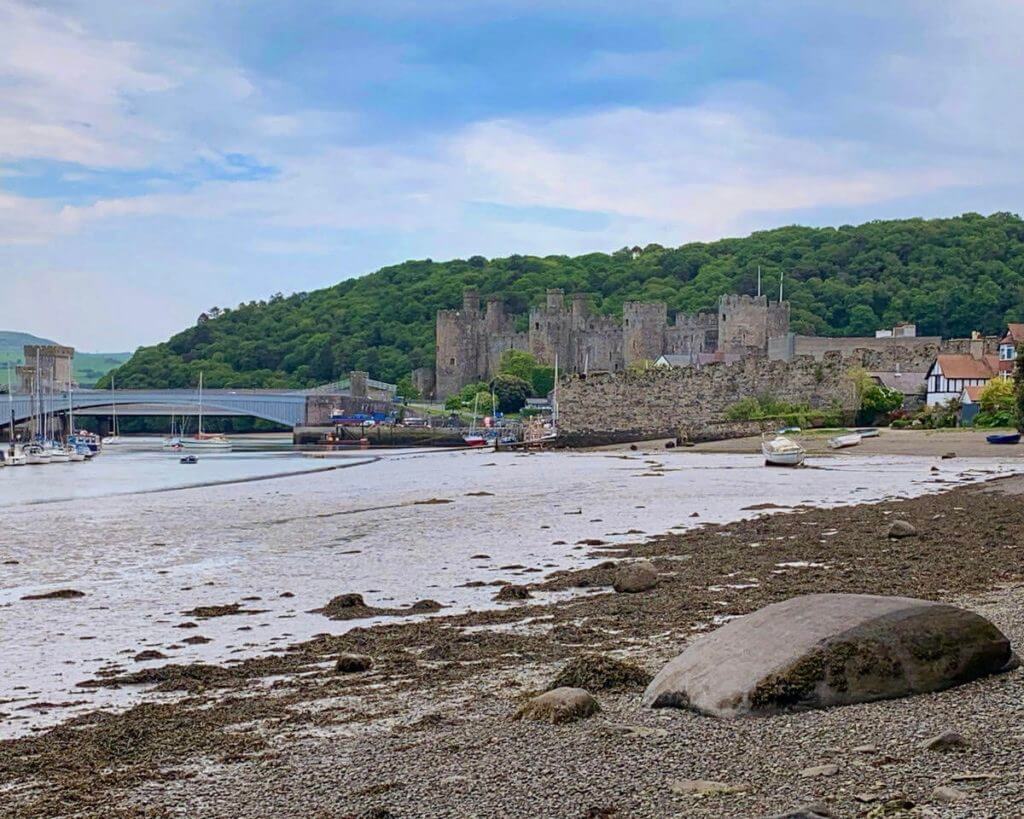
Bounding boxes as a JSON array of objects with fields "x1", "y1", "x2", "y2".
[{"x1": 2, "y1": 441, "x2": 1023, "y2": 818}]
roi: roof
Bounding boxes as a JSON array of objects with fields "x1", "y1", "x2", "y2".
[
  {"x1": 1002, "y1": 323, "x2": 1024, "y2": 344},
  {"x1": 656, "y1": 354, "x2": 694, "y2": 367},
  {"x1": 932, "y1": 354, "x2": 999, "y2": 380},
  {"x1": 961, "y1": 385, "x2": 986, "y2": 403},
  {"x1": 869, "y1": 371, "x2": 927, "y2": 395}
]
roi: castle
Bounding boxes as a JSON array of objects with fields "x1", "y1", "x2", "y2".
[{"x1": 431, "y1": 289, "x2": 790, "y2": 397}]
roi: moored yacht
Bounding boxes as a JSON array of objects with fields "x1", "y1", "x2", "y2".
[{"x1": 179, "y1": 373, "x2": 232, "y2": 451}]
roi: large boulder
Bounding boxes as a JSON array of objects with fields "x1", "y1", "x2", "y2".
[
  {"x1": 613, "y1": 560, "x2": 658, "y2": 593},
  {"x1": 515, "y1": 687, "x2": 600, "y2": 723},
  {"x1": 643, "y1": 594, "x2": 1014, "y2": 718}
]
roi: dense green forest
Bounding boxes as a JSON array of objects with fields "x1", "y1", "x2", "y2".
[{"x1": 103, "y1": 213, "x2": 1024, "y2": 389}]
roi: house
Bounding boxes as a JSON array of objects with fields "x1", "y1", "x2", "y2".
[
  {"x1": 959, "y1": 384, "x2": 986, "y2": 426},
  {"x1": 998, "y1": 323, "x2": 1024, "y2": 372},
  {"x1": 874, "y1": 323, "x2": 917, "y2": 339},
  {"x1": 925, "y1": 354, "x2": 999, "y2": 406},
  {"x1": 869, "y1": 370, "x2": 928, "y2": 410}
]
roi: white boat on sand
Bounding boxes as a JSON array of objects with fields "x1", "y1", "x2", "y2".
[
  {"x1": 762, "y1": 434, "x2": 806, "y2": 467},
  {"x1": 828, "y1": 432, "x2": 863, "y2": 449}
]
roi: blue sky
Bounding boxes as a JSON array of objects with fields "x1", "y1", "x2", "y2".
[{"x1": 1, "y1": 0, "x2": 1022, "y2": 349}]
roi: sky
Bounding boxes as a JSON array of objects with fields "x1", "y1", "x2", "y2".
[{"x1": 1, "y1": 0, "x2": 1022, "y2": 350}]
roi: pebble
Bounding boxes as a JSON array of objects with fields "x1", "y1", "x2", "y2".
[
  {"x1": 931, "y1": 785, "x2": 967, "y2": 803},
  {"x1": 799, "y1": 764, "x2": 839, "y2": 778},
  {"x1": 918, "y1": 730, "x2": 968, "y2": 751}
]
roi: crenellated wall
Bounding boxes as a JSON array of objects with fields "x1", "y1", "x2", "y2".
[
  {"x1": 435, "y1": 287, "x2": 793, "y2": 398},
  {"x1": 556, "y1": 352, "x2": 858, "y2": 446}
]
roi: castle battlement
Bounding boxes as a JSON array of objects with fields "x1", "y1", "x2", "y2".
[{"x1": 433, "y1": 287, "x2": 791, "y2": 397}]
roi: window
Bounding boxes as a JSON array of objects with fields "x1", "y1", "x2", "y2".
[
  {"x1": 449, "y1": 358, "x2": 455, "y2": 365},
  {"x1": 1000, "y1": 345, "x2": 1017, "y2": 361},
  {"x1": 534, "y1": 322, "x2": 539, "y2": 330}
]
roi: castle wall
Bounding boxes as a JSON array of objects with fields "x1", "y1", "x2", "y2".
[
  {"x1": 769, "y1": 334, "x2": 997, "y2": 371},
  {"x1": 435, "y1": 306, "x2": 484, "y2": 398},
  {"x1": 557, "y1": 352, "x2": 858, "y2": 446},
  {"x1": 529, "y1": 289, "x2": 572, "y2": 368},
  {"x1": 718, "y1": 294, "x2": 784, "y2": 354},
  {"x1": 622, "y1": 301, "x2": 667, "y2": 365},
  {"x1": 664, "y1": 311, "x2": 717, "y2": 356}
]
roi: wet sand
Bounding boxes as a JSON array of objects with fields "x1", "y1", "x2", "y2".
[
  {"x1": 692, "y1": 427, "x2": 1024, "y2": 459},
  {"x1": 2, "y1": 471, "x2": 1023, "y2": 818},
  {"x1": 8, "y1": 448, "x2": 1006, "y2": 738}
]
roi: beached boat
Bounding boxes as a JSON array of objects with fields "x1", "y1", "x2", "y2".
[
  {"x1": 762, "y1": 434, "x2": 806, "y2": 467},
  {"x1": 828, "y1": 432, "x2": 863, "y2": 449},
  {"x1": 857, "y1": 428, "x2": 880, "y2": 438},
  {"x1": 180, "y1": 454, "x2": 199, "y2": 464},
  {"x1": 986, "y1": 432, "x2": 1022, "y2": 445}
]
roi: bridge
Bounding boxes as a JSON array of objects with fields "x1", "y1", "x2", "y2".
[{"x1": 5, "y1": 388, "x2": 389, "y2": 429}]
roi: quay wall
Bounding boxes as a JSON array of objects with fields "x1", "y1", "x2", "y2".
[{"x1": 556, "y1": 352, "x2": 857, "y2": 447}]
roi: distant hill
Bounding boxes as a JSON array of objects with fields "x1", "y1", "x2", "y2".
[
  {"x1": 0, "y1": 331, "x2": 132, "y2": 388},
  {"x1": 101, "y1": 212, "x2": 1024, "y2": 390}
]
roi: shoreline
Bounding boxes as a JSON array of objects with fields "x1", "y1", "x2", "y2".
[{"x1": 2, "y1": 473, "x2": 1023, "y2": 817}]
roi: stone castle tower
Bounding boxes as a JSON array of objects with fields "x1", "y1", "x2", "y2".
[
  {"x1": 433, "y1": 288, "x2": 788, "y2": 397},
  {"x1": 717, "y1": 294, "x2": 791, "y2": 355}
]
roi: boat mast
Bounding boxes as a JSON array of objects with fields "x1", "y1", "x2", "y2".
[
  {"x1": 552, "y1": 353, "x2": 559, "y2": 428},
  {"x1": 68, "y1": 369, "x2": 74, "y2": 441},
  {"x1": 110, "y1": 374, "x2": 118, "y2": 437},
  {"x1": 36, "y1": 348, "x2": 42, "y2": 441},
  {"x1": 198, "y1": 372, "x2": 204, "y2": 436},
  {"x1": 6, "y1": 363, "x2": 13, "y2": 455}
]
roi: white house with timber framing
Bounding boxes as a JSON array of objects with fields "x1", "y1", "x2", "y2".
[{"x1": 925, "y1": 353, "x2": 999, "y2": 406}]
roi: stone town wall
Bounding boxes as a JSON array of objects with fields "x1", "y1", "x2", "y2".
[
  {"x1": 769, "y1": 335, "x2": 999, "y2": 370},
  {"x1": 556, "y1": 352, "x2": 857, "y2": 447}
]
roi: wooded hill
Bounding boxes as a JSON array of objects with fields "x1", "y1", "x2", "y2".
[{"x1": 103, "y1": 212, "x2": 1024, "y2": 389}]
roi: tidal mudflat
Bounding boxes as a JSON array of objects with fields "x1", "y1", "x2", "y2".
[{"x1": 1, "y1": 448, "x2": 1023, "y2": 817}]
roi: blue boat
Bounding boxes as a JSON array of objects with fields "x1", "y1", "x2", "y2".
[{"x1": 986, "y1": 433, "x2": 1021, "y2": 445}]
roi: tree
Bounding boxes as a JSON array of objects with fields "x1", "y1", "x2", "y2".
[
  {"x1": 99, "y1": 213, "x2": 1024, "y2": 391},
  {"x1": 499, "y1": 349, "x2": 538, "y2": 383},
  {"x1": 531, "y1": 365, "x2": 554, "y2": 397},
  {"x1": 396, "y1": 375, "x2": 420, "y2": 401},
  {"x1": 860, "y1": 385, "x2": 903, "y2": 421},
  {"x1": 974, "y1": 378, "x2": 1016, "y2": 427},
  {"x1": 490, "y1": 373, "x2": 531, "y2": 413}
]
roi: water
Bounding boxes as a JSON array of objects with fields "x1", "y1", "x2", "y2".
[
  {"x1": 1, "y1": 447, "x2": 1021, "y2": 737},
  {"x1": 0, "y1": 446, "x2": 344, "y2": 505}
]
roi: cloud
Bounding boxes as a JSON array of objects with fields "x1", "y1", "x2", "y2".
[{"x1": 3, "y1": 0, "x2": 1024, "y2": 349}]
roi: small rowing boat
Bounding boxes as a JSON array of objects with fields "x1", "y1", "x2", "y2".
[
  {"x1": 986, "y1": 432, "x2": 1021, "y2": 445},
  {"x1": 827, "y1": 432, "x2": 862, "y2": 449}
]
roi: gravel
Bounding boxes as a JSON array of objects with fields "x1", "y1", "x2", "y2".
[{"x1": 3, "y1": 477, "x2": 1023, "y2": 818}]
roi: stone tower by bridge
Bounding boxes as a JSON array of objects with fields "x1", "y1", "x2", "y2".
[{"x1": 434, "y1": 288, "x2": 788, "y2": 397}]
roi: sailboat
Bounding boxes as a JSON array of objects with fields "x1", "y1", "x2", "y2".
[
  {"x1": 162, "y1": 410, "x2": 183, "y2": 449},
  {"x1": 463, "y1": 393, "x2": 486, "y2": 447},
  {"x1": 5, "y1": 364, "x2": 26, "y2": 465},
  {"x1": 101, "y1": 375, "x2": 125, "y2": 446},
  {"x1": 180, "y1": 373, "x2": 231, "y2": 450}
]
